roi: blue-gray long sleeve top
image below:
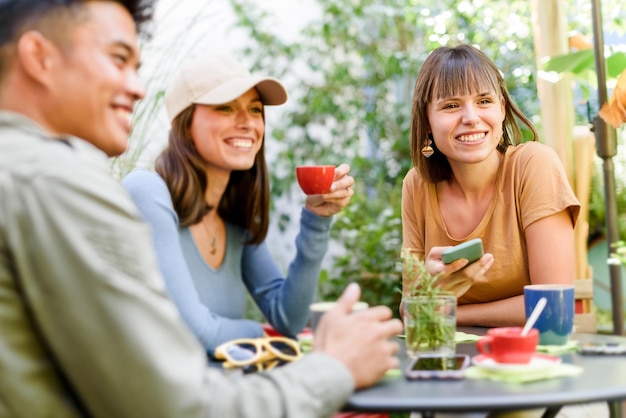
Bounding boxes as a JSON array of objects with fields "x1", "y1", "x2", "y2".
[{"x1": 121, "y1": 169, "x2": 332, "y2": 353}]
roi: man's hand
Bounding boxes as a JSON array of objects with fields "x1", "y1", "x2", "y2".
[{"x1": 312, "y1": 283, "x2": 403, "y2": 389}]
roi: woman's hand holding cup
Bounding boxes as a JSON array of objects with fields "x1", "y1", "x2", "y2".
[{"x1": 300, "y1": 163, "x2": 354, "y2": 217}]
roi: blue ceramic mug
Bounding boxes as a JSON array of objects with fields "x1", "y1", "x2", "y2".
[{"x1": 523, "y1": 284, "x2": 575, "y2": 346}]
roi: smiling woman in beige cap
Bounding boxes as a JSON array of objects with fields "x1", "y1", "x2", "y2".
[{"x1": 121, "y1": 51, "x2": 354, "y2": 356}]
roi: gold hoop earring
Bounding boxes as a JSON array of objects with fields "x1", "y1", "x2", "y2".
[{"x1": 421, "y1": 136, "x2": 434, "y2": 158}]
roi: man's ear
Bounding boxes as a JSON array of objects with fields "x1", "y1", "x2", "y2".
[{"x1": 15, "y1": 31, "x2": 58, "y2": 86}]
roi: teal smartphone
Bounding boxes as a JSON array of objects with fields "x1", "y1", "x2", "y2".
[{"x1": 441, "y1": 238, "x2": 484, "y2": 265}]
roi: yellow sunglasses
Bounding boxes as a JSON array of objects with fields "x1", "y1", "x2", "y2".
[{"x1": 214, "y1": 337, "x2": 303, "y2": 372}]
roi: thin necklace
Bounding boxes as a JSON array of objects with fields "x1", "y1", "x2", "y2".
[{"x1": 202, "y1": 217, "x2": 218, "y2": 255}]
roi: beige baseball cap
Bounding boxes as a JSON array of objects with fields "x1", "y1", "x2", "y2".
[{"x1": 164, "y1": 52, "x2": 288, "y2": 122}]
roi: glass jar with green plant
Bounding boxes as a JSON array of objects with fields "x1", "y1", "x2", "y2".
[{"x1": 401, "y1": 248, "x2": 457, "y2": 357}]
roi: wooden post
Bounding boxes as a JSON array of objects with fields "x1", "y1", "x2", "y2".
[
  {"x1": 531, "y1": 1, "x2": 596, "y2": 329},
  {"x1": 573, "y1": 126, "x2": 596, "y2": 282},
  {"x1": 530, "y1": 0, "x2": 576, "y2": 184}
]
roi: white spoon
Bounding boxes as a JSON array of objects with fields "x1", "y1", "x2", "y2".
[{"x1": 521, "y1": 297, "x2": 547, "y2": 336}]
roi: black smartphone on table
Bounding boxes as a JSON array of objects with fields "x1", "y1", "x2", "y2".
[
  {"x1": 441, "y1": 238, "x2": 484, "y2": 265},
  {"x1": 404, "y1": 354, "x2": 470, "y2": 380}
]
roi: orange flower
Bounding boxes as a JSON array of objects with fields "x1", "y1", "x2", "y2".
[{"x1": 599, "y1": 69, "x2": 626, "y2": 128}]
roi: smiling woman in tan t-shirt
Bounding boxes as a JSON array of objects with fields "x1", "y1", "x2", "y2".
[{"x1": 401, "y1": 45, "x2": 580, "y2": 327}]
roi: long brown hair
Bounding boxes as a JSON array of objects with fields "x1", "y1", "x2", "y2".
[
  {"x1": 409, "y1": 44, "x2": 538, "y2": 183},
  {"x1": 154, "y1": 105, "x2": 270, "y2": 245}
]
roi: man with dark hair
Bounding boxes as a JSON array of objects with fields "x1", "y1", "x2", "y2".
[{"x1": 0, "y1": 1, "x2": 402, "y2": 417}]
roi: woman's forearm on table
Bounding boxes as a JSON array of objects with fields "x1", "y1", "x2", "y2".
[{"x1": 457, "y1": 295, "x2": 526, "y2": 327}]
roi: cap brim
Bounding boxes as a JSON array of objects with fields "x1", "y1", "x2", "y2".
[{"x1": 194, "y1": 76, "x2": 287, "y2": 106}]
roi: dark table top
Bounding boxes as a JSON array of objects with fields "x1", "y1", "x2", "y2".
[{"x1": 345, "y1": 327, "x2": 626, "y2": 415}]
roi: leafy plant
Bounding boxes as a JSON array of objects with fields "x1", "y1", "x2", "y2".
[
  {"x1": 402, "y1": 248, "x2": 443, "y2": 297},
  {"x1": 223, "y1": 0, "x2": 626, "y2": 321},
  {"x1": 320, "y1": 179, "x2": 404, "y2": 317},
  {"x1": 541, "y1": 43, "x2": 626, "y2": 243},
  {"x1": 401, "y1": 249, "x2": 456, "y2": 356},
  {"x1": 610, "y1": 240, "x2": 626, "y2": 266},
  {"x1": 228, "y1": 0, "x2": 541, "y2": 316},
  {"x1": 543, "y1": 49, "x2": 626, "y2": 91},
  {"x1": 588, "y1": 161, "x2": 626, "y2": 241}
]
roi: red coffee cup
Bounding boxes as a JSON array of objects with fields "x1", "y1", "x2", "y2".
[
  {"x1": 476, "y1": 327, "x2": 539, "y2": 364},
  {"x1": 296, "y1": 165, "x2": 335, "y2": 195}
]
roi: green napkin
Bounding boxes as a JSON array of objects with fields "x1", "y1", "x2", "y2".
[
  {"x1": 536, "y1": 340, "x2": 579, "y2": 354},
  {"x1": 455, "y1": 331, "x2": 482, "y2": 343},
  {"x1": 384, "y1": 368, "x2": 402, "y2": 379},
  {"x1": 465, "y1": 363, "x2": 582, "y2": 383},
  {"x1": 298, "y1": 336, "x2": 313, "y2": 353}
]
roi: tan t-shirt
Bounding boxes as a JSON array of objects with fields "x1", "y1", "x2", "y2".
[{"x1": 401, "y1": 142, "x2": 580, "y2": 304}]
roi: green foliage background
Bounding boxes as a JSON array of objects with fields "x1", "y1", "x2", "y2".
[
  {"x1": 226, "y1": 0, "x2": 626, "y2": 317},
  {"x1": 114, "y1": 0, "x2": 626, "y2": 328}
]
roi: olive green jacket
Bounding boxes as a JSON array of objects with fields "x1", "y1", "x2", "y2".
[{"x1": 0, "y1": 111, "x2": 353, "y2": 418}]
